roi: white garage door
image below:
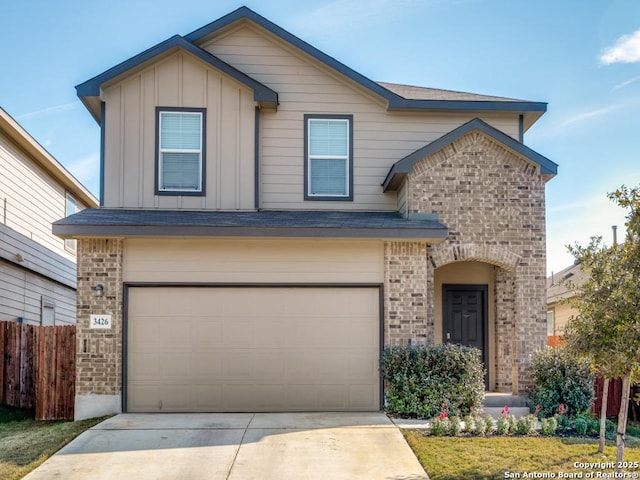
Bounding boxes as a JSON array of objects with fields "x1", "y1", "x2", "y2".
[{"x1": 126, "y1": 286, "x2": 380, "y2": 412}]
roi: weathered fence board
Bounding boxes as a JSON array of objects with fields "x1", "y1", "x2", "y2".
[{"x1": 0, "y1": 321, "x2": 75, "y2": 420}]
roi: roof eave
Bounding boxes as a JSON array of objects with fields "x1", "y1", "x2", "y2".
[
  {"x1": 383, "y1": 117, "x2": 557, "y2": 192},
  {"x1": 52, "y1": 223, "x2": 448, "y2": 242},
  {"x1": 0, "y1": 108, "x2": 99, "y2": 207},
  {"x1": 388, "y1": 98, "x2": 547, "y2": 112},
  {"x1": 75, "y1": 33, "x2": 278, "y2": 122}
]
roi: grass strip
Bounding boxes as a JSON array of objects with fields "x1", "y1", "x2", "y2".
[
  {"x1": 404, "y1": 431, "x2": 640, "y2": 480},
  {"x1": 0, "y1": 406, "x2": 107, "y2": 480}
]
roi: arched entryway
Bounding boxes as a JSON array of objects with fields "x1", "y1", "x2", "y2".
[{"x1": 434, "y1": 261, "x2": 495, "y2": 389}]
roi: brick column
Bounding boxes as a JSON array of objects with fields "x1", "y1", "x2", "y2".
[
  {"x1": 383, "y1": 241, "x2": 432, "y2": 346},
  {"x1": 75, "y1": 238, "x2": 123, "y2": 419}
]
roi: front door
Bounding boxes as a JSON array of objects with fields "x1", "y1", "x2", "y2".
[{"x1": 443, "y1": 284, "x2": 488, "y2": 387}]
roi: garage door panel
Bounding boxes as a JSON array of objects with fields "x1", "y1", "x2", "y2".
[
  {"x1": 349, "y1": 385, "x2": 377, "y2": 409},
  {"x1": 127, "y1": 287, "x2": 379, "y2": 412}
]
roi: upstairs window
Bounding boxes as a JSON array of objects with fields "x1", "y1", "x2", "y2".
[
  {"x1": 304, "y1": 115, "x2": 353, "y2": 201},
  {"x1": 156, "y1": 108, "x2": 206, "y2": 195}
]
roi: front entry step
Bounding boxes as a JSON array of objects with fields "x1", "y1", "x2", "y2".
[{"x1": 482, "y1": 393, "x2": 531, "y2": 419}]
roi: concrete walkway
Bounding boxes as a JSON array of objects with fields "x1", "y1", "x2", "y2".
[{"x1": 23, "y1": 412, "x2": 429, "y2": 480}]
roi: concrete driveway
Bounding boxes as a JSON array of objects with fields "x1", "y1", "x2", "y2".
[{"x1": 23, "y1": 412, "x2": 429, "y2": 480}]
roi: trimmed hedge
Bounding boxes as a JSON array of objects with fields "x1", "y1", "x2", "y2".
[
  {"x1": 527, "y1": 346, "x2": 594, "y2": 418},
  {"x1": 380, "y1": 343, "x2": 485, "y2": 418}
]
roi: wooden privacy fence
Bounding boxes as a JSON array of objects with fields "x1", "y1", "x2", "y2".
[{"x1": 0, "y1": 321, "x2": 75, "y2": 420}]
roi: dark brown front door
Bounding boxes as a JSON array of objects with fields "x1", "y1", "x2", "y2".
[{"x1": 443, "y1": 284, "x2": 488, "y2": 387}]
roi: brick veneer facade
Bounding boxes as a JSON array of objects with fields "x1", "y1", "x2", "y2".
[
  {"x1": 403, "y1": 130, "x2": 548, "y2": 393},
  {"x1": 73, "y1": 131, "x2": 548, "y2": 414},
  {"x1": 75, "y1": 238, "x2": 123, "y2": 398}
]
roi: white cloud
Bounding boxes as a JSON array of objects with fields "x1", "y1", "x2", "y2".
[
  {"x1": 17, "y1": 102, "x2": 80, "y2": 120},
  {"x1": 556, "y1": 105, "x2": 619, "y2": 129},
  {"x1": 612, "y1": 75, "x2": 640, "y2": 91},
  {"x1": 600, "y1": 29, "x2": 640, "y2": 65}
]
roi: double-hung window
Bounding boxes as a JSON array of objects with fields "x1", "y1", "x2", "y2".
[
  {"x1": 304, "y1": 114, "x2": 353, "y2": 201},
  {"x1": 156, "y1": 107, "x2": 206, "y2": 195}
]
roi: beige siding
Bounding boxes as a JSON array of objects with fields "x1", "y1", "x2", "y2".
[
  {"x1": 0, "y1": 132, "x2": 80, "y2": 261},
  {"x1": 102, "y1": 51, "x2": 256, "y2": 210},
  {"x1": 201, "y1": 25, "x2": 521, "y2": 211},
  {"x1": 123, "y1": 238, "x2": 384, "y2": 283},
  {"x1": 397, "y1": 179, "x2": 408, "y2": 217},
  {"x1": 0, "y1": 261, "x2": 76, "y2": 325},
  {"x1": 549, "y1": 302, "x2": 576, "y2": 335},
  {"x1": 0, "y1": 224, "x2": 76, "y2": 288}
]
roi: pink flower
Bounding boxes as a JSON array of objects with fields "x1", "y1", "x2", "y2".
[{"x1": 501, "y1": 405, "x2": 510, "y2": 418}]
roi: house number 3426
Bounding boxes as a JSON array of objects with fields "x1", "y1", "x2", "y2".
[{"x1": 90, "y1": 314, "x2": 112, "y2": 329}]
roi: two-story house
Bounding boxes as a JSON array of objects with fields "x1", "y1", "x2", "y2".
[
  {"x1": 0, "y1": 107, "x2": 98, "y2": 327},
  {"x1": 53, "y1": 7, "x2": 557, "y2": 420}
]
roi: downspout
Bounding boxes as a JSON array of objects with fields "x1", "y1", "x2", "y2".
[
  {"x1": 100, "y1": 102, "x2": 106, "y2": 207},
  {"x1": 254, "y1": 106, "x2": 260, "y2": 210},
  {"x1": 518, "y1": 115, "x2": 524, "y2": 143}
]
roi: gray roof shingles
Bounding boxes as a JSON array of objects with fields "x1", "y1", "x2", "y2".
[{"x1": 53, "y1": 209, "x2": 448, "y2": 240}]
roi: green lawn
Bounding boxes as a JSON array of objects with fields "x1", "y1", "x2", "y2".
[
  {"x1": 0, "y1": 406, "x2": 107, "y2": 480},
  {"x1": 404, "y1": 431, "x2": 640, "y2": 480}
]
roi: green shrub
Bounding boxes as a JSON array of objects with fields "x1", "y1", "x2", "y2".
[
  {"x1": 574, "y1": 415, "x2": 589, "y2": 436},
  {"x1": 528, "y1": 347, "x2": 594, "y2": 418},
  {"x1": 380, "y1": 344, "x2": 485, "y2": 418},
  {"x1": 496, "y1": 417, "x2": 510, "y2": 435},
  {"x1": 475, "y1": 415, "x2": 487, "y2": 435},
  {"x1": 541, "y1": 417, "x2": 558, "y2": 436},
  {"x1": 430, "y1": 416, "x2": 450, "y2": 436},
  {"x1": 516, "y1": 415, "x2": 537, "y2": 435},
  {"x1": 462, "y1": 415, "x2": 476, "y2": 434},
  {"x1": 484, "y1": 415, "x2": 495, "y2": 435},
  {"x1": 449, "y1": 416, "x2": 462, "y2": 436},
  {"x1": 507, "y1": 414, "x2": 518, "y2": 434},
  {"x1": 556, "y1": 414, "x2": 571, "y2": 432}
]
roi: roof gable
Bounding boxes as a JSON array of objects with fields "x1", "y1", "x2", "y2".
[
  {"x1": 383, "y1": 118, "x2": 558, "y2": 191},
  {"x1": 77, "y1": 6, "x2": 546, "y2": 125},
  {"x1": 185, "y1": 7, "x2": 546, "y2": 119},
  {"x1": 76, "y1": 34, "x2": 278, "y2": 121}
]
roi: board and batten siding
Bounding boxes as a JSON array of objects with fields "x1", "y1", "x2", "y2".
[
  {"x1": 102, "y1": 51, "x2": 256, "y2": 210},
  {"x1": 0, "y1": 131, "x2": 80, "y2": 261},
  {"x1": 123, "y1": 238, "x2": 384, "y2": 284},
  {"x1": 0, "y1": 260, "x2": 76, "y2": 325},
  {"x1": 200, "y1": 24, "x2": 522, "y2": 211}
]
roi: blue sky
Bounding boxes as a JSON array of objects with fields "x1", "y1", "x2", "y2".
[{"x1": 2, "y1": 0, "x2": 639, "y2": 275}]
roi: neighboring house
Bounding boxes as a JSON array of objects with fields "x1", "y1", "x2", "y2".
[
  {"x1": 546, "y1": 262, "x2": 586, "y2": 341},
  {"x1": 0, "y1": 107, "x2": 98, "y2": 326},
  {"x1": 53, "y1": 7, "x2": 557, "y2": 420}
]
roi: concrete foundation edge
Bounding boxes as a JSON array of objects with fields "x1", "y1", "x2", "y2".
[{"x1": 75, "y1": 394, "x2": 122, "y2": 421}]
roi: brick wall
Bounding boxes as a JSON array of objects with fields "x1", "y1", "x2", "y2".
[
  {"x1": 383, "y1": 241, "x2": 432, "y2": 346},
  {"x1": 403, "y1": 130, "x2": 548, "y2": 393},
  {"x1": 75, "y1": 238, "x2": 123, "y2": 396}
]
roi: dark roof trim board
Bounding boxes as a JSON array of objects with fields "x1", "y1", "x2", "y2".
[
  {"x1": 186, "y1": 7, "x2": 546, "y2": 115},
  {"x1": 77, "y1": 6, "x2": 546, "y2": 123},
  {"x1": 53, "y1": 209, "x2": 448, "y2": 242},
  {"x1": 76, "y1": 34, "x2": 278, "y2": 121},
  {"x1": 382, "y1": 118, "x2": 558, "y2": 191}
]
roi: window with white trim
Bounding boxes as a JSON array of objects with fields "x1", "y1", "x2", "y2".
[
  {"x1": 156, "y1": 108, "x2": 205, "y2": 195},
  {"x1": 304, "y1": 115, "x2": 353, "y2": 200}
]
